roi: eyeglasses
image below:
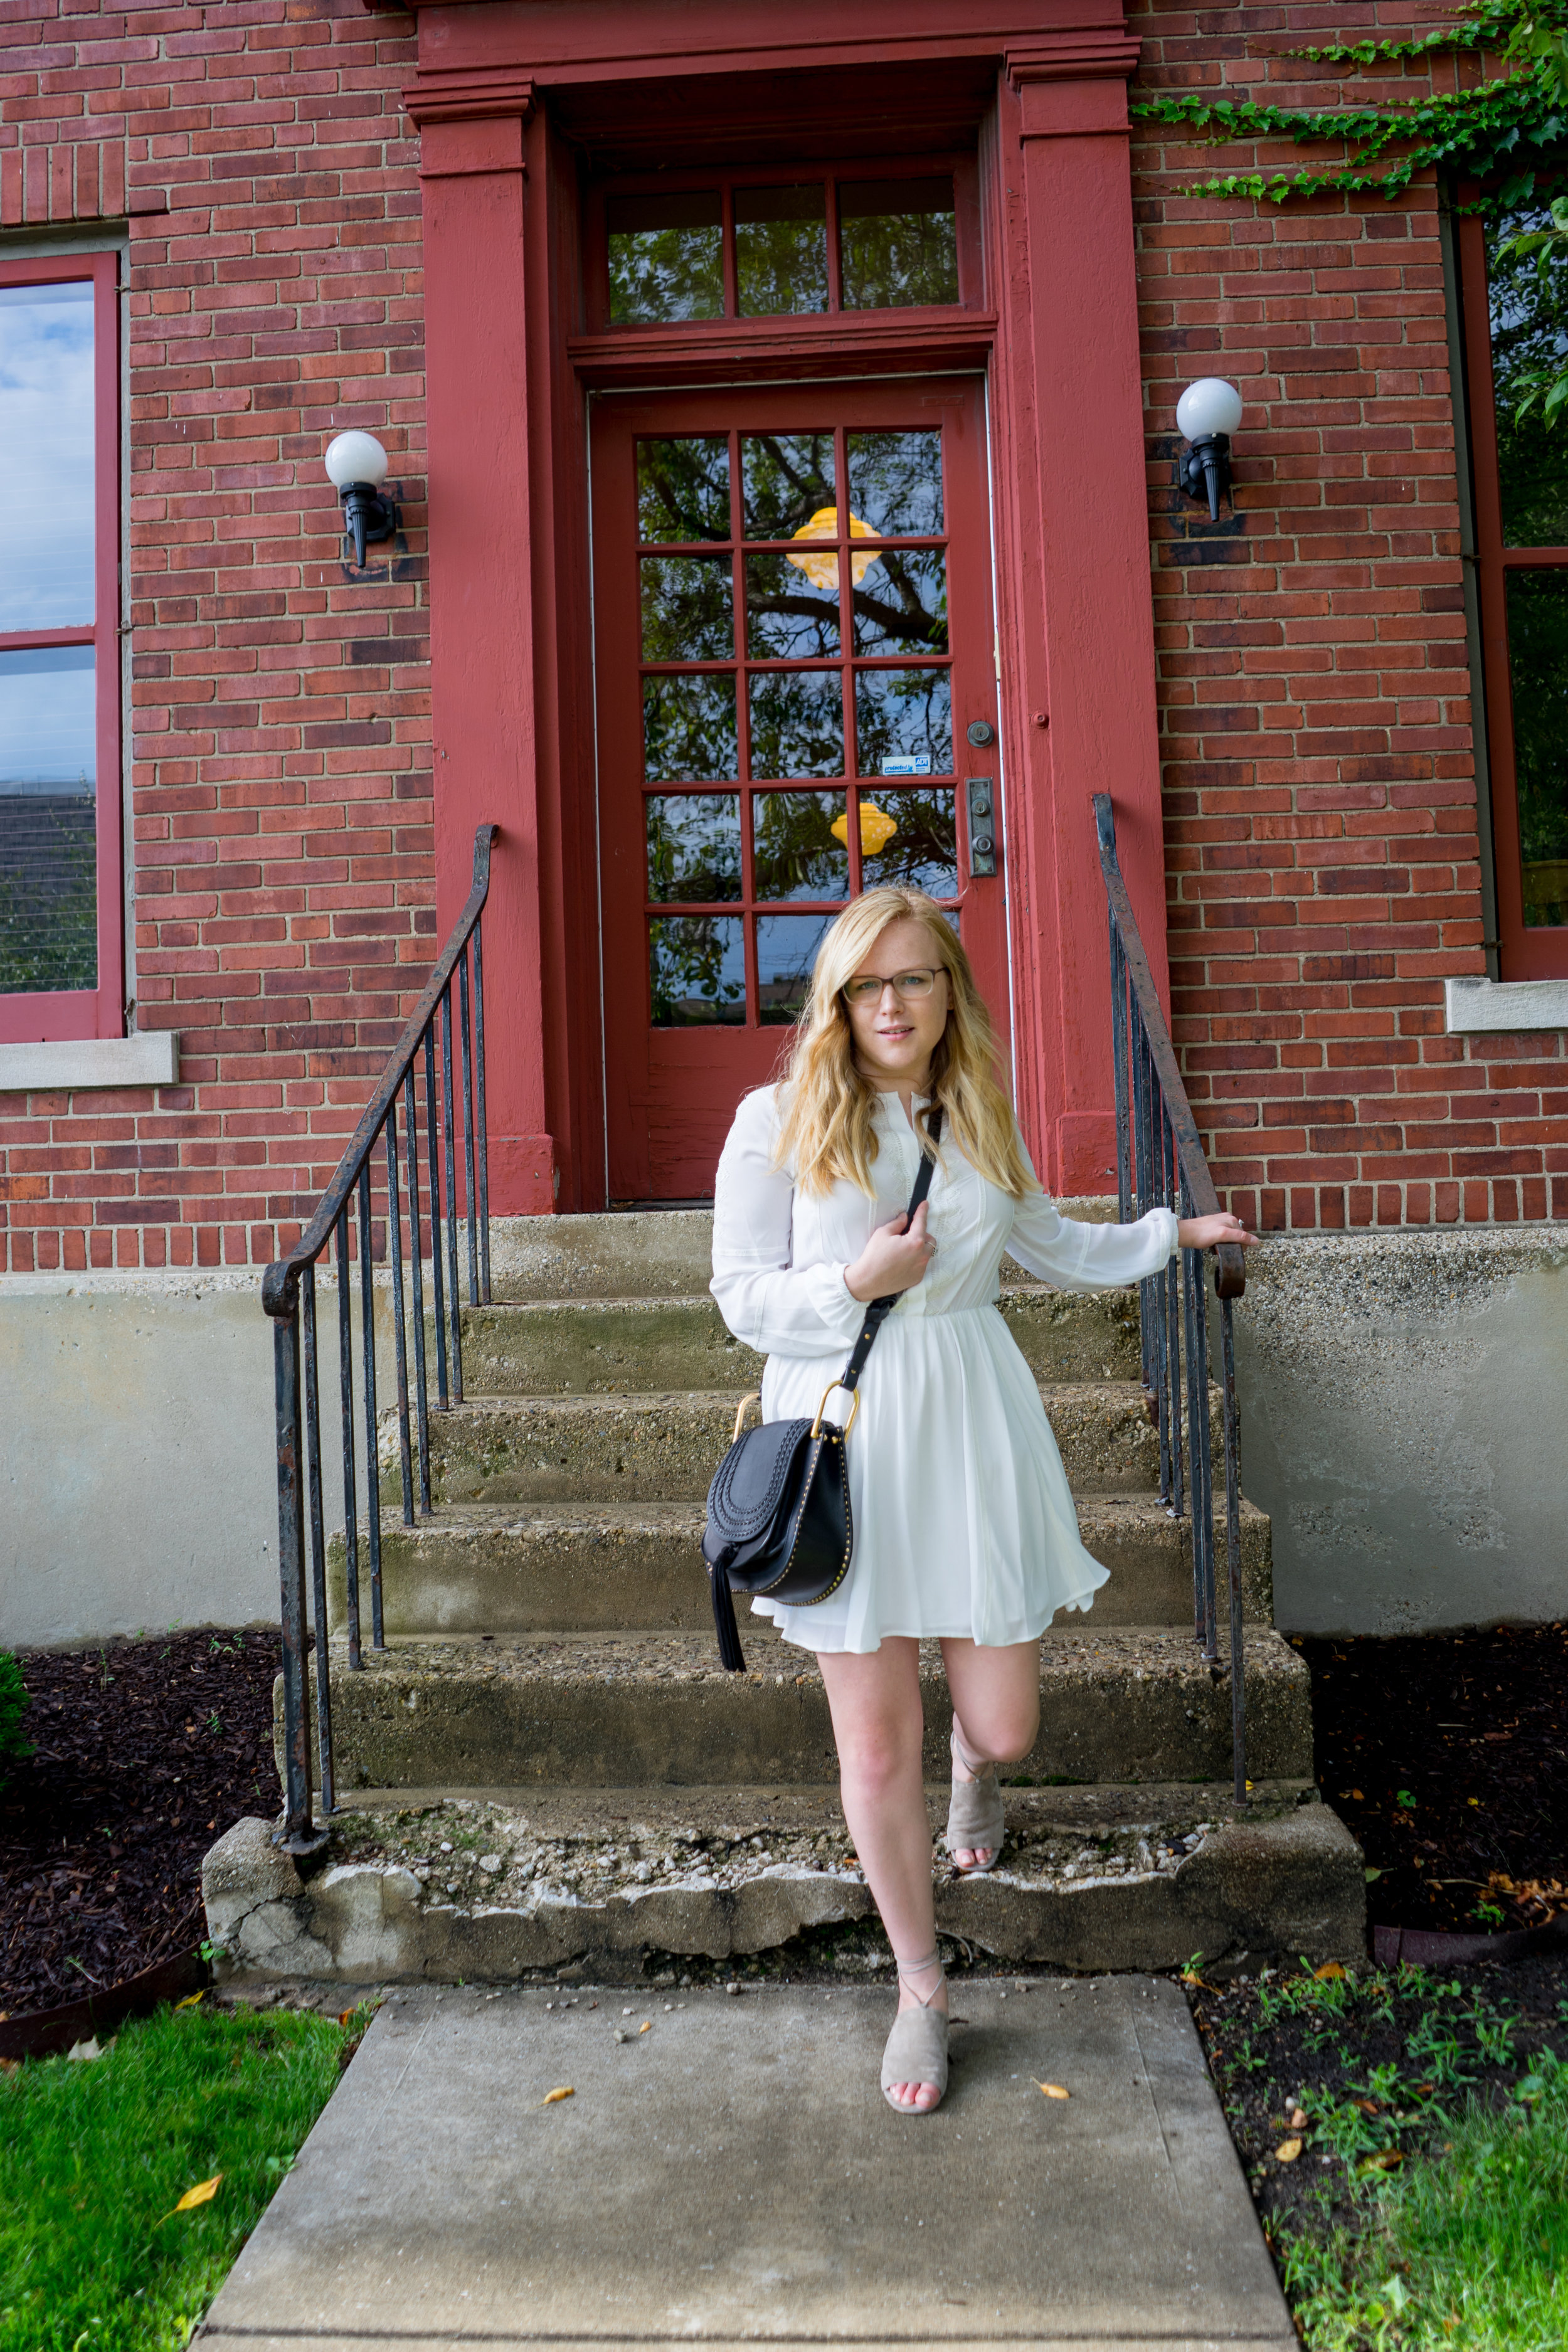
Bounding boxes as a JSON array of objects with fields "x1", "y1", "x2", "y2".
[{"x1": 842, "y1": 968, "x2": 940, "y2": 1006}]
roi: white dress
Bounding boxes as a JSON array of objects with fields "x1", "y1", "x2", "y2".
[{"x1": 708, "y1": 1084, "x2": 1179, "y2": 1654}]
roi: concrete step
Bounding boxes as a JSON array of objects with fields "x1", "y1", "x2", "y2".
[
  {"x1": 330, "y1": 1494, "x2": 1272, "y2": 1640},
  {"x1": 294, "y1": 1624, "x2": 1310, "y2": 1793},
  {"x1": 455, "y1": 1286, "x2": 1142, "y2": 1393},
  {"x1": 384, "y1": 1380, "x2": 1214, "y2": 1508},
  {"x1": 206, "y1": 1777, "x2": 1364, "y2": 1981}
]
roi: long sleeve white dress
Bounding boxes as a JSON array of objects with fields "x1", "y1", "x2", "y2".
[{"x1": 709, "y1": 1083, "x2": 1179, "y2": 1654}]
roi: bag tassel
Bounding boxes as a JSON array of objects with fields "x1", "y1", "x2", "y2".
[{"x1": 709, "y1": 1556, "x2": 748, "y2": 1674}]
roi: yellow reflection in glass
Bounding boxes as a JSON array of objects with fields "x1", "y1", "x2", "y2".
[
  {"x1": 786, "y1": 507, "x2": 882, "y2": 591},
  {"x1": 830, "y1": 800, "x2": 899, "y2": 855}
]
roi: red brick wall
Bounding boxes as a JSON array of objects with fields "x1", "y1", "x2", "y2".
[
  {"x1": 0, "y1": 0, "x2": 430, "y2": 1273},
  {"x1": 1131, "y1": 0, "x2": 1567, "y2": 1230}
]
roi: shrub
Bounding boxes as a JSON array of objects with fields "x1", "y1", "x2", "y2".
[{"x1": 0, "y1": 1651, "x2": 33, "y2": 1788}]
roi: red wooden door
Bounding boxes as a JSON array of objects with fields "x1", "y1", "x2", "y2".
[{"x1": 592, "y1": 378, "x2": 1006, "y2": 1200}]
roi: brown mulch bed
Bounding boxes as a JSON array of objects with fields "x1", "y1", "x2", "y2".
[
  {"x1": 1300, "y1": 1624, "x2": 1568, "y2": 1938},
  {"x1": 0, "y1": 1629, "x2": 280, "y2": 2018}
]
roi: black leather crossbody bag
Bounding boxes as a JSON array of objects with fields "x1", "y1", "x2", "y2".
[{"x1": 701, "y1": 1109, "x2": 943, "y2": 1673}]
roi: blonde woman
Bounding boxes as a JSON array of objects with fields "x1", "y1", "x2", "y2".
[{"x1": 709, "y1": 886, "x2": 1256, "y2": 2117}]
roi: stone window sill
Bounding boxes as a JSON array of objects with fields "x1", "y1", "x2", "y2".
[
  {"x1": 1444, "y1": 978, "x2": 1568, "y2": 1034},
  {"x1": 0, "y1": 1032, "x2": 180, "y2": 1092}
]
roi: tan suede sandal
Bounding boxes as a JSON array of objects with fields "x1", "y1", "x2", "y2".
[
  {"x1": 880, "y1": 1953, "x2": 948, "y2": 2115},
  {"x1": 945, "y1": 1725, "x2": 1005, "y2": 1873}
]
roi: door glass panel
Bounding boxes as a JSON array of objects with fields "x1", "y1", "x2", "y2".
[
  {"x1": 847, "y1": 430, "x2": 944, "y2": 536},
  {"x1": 640, "y1": 555, "x2": 734, "y2": 661},
  {"x1": 1485, "y1": 206, "x2": 1568, "y2": 546},
  {"x1": 644, "y1": 674, "x2": 738, "y2": 781},
  {"x1": 748, "y1": 670, "x2": 844, "y2": 778},
  {"x1": 744, "y1": 552, "x2": 840, "y2": 657},
  {"x1": 736, "y1": 185, "x2": 829, "y2": 317},
  {"x1": 637, "y1": 437, "x2": 730, "y2": 543},
  {"x1": 858, "y1": 787, "x2": 959, "y2": 895},
  {"x1": 1505, "y1": 571, "x2": 1568, "y2": 925},
  {"x1": 0, "y1": 282, "x2": 95, "y2": 632},
  {"x1": 608, "y1": 192, "x2": 724, "y2": 325},
  {"x1": 741, "y1": 433, "x2": 835, "y2": 539},
  {"x1": 839, "y1": 178, "x2": 958, "y2": 310},
  {"x1": 852, "y1": 547, "x2": 948, "y2": 654},
  {"x1": 0, "y1": 645, "x2": 97, "y2": 993},
  {"x1": 855, "y1": 669, "x2": 953, "y2": 776},
  {"x1": 649, "y1": 914, "x2": 746, "y2": 1025},
  {"x1": 753, "y1": 790, "x2": 848, "y2": 901},
  {"x1": 756, "y1": 913, "x2": 831, "y2": 1024},
  {"x1": 646, "y1": 793, "x2": 742, "y2": 902}
]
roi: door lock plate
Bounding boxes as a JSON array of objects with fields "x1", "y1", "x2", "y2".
[{"x1": 966, "y1": 776, "x2": 998, "y2": 877}]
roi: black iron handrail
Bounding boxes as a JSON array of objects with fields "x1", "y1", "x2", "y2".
[
  {"x1": 1093, "y1": 795, "x2": 1249, "y2": 1801},
  {"x1": 262, "y1": 824, "x2": 498, "y2": 1853}
]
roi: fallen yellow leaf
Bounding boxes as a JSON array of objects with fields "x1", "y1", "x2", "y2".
[
  {"x1": 638, "y1": 2021, "x2": 652, "y2": 2035},
  {"x1": 1358, "y1": 2149, "x2": 1402, "y2": 2175},
  {"x1": 1274, "y1": 2137, "x2": 1303, "y2": 2164},
  {"x1": 543, "y1": 2086, "x2": 575, "y2": 2104},
  {"x1": 172, "y1": 1991, "x2": 204, "y2": 2011},
  {"x1": 159, "y1": 2174, "x2": 223, "y2": 2222},
  {"x1": 1313, "y1": 1962, "x2": 1347, "y2": 1982},
  {"x1": 1034, "y1": 2081, "x2": 1070, "y2": 2100}
]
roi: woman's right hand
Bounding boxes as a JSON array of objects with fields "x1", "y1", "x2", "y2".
[{"x1": 844, "y1": 1201, "x2": 935, "y2": 1303}]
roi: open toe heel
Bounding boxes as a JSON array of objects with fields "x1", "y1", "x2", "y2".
[
  {"x1": 881, "y1": 1954, "x2": 948, "y2": 2116},
  {"x1": 945, "y1": 1725, "x2": 1005, "y2": 1874}
]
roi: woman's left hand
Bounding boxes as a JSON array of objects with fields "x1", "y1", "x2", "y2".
[{"x1": 1177, "y1": 1210, "x2": 1259, "y2": 1253}]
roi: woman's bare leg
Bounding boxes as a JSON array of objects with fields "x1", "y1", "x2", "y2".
[
  {"x1": 940, "y1": 1637, "x2": 1042, "y2": 1868},
  {"x1": 816, "y1": 1638, "x2": 946, "y2": 2112}
]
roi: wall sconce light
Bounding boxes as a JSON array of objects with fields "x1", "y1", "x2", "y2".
[
  {"x1": 1176, "y1": 378, "x2": 1244, "y2": 523},
  {"x1": 324, "y1": 430, "x2": 402, "y2": 569}
]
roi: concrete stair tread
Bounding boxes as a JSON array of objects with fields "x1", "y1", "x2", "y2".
[
  {"x1": 368, "y1": 1490, "x2": 1266, "y2": 1540},
  {"x1": 443, "y1": 1375, "x2": 1179, "y2": 1411}
]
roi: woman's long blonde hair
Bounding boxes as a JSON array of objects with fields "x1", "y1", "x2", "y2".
[{"x1": 773, "y1": 886, "x2": 1036, "y2": 1199}]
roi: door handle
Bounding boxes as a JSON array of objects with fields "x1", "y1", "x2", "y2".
[{"x1": 966, "y1": 777, "x2": 998, "y2": 877}]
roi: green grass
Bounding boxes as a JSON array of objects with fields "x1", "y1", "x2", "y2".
[{"x1": 0, "y1": 1998, "x2": 367, "y2": 2352}]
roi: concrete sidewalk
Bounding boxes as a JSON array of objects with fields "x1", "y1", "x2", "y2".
[{"x1": 198, "y1": 1977, "x2": 1295, "y2": 2352}]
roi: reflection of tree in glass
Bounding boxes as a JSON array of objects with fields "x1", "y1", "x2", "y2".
[
  {"x1": 861, "y1": 788, "x2": 960, "y2": 897},
  {"x1": 649, "y1": 915, "x2": 746, "y2": 1025},
  {"x1": 741, "y1": 435, "x2": 835, "y2": 539},
  {"x1": 736, "y1": 189, "x2": 828, "y2": 317},
  {"x1": 645, "y1": 794, "x2": 742, "y2": 903},
  {"x1": 840, "y1": 190, "x2": 958, "y2": 310},
  {"x1": 855, "y1": 669, "x2": 953, "y2": 775},
  {"x1": 0, "y1": 793, "x2": 97, "y2": 993},
  {"x1": 851, "y1": 548, "x2": 948, "y2": 653},
  {"x1": 1487, "y1": 204, "x2": 1568, "y2": 544},
  {"x1": 744, "y1": 554, "x2": 839, "y2": 657},
  {"x1": 753, "y1": 791, "x2": 848, "y2": 901},
  {"x1": 1503, "y1": 572, "x2": 1568, "y2": 923},
  {"x1": 756, "y1": 915, "x2": 831, "y2": 1025},
  {"x1": 637, "y1": 438, "x2": 730, "y2": 544},
  {"x1": 847, "y1": 430, "x2": 944, "y2": 536},
  {"x1": 640, "y1": 556, "x2": 734, "y2": 661},
  {"x1": 609, "y1": 199, "x2": 723, "y2": 326},
  {"x1": 644, "y1": 675, "x2": 738, "y2": 783},
  {"x1": 748, "y1": 672, "x2": 844, "y2": 778}
]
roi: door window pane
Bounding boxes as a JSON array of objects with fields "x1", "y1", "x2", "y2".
[
  {"x1": 646, "y1": 793, "x2": 742, "y2": 903},
  {"x1": 847, "y1": 430, "x2": 944, "y2": 536},
  {"x1": 608, "y1": 192, "x2": 724, "y2": 325},
  {"x1": 741, "y1": 433, "x2": 835, "y2": 539},
  {"x1": 0, "y1": 281, "x2": 95, "y2": 631},
  {"x1": 748, "y1": 670, "x2": 844, "y2": 778},
  {"x1": 858, "y1": 787, "x2": 959, "y2": 896},
  {"x1": 736, "y1": 185, "x2": 828, "y2": 317},
  {"x1": 644, "y1": 674, "x2": 738, "y2": 782},
  {"x1": 856, "y1": 668, "x2": 953, "y2": 776},
  {"x1": 753, "y1": 790, "x2": 849, "y2": 901},
  {"x1": 1505, "y1": 571, "x2": 1568, "y2": 926},
  {"x1": 756, "y1": 913, "x2": 831, "y2": 1025},
  {"x1": 852, "y1": 547, "x2": 948, "y2": 654},
  {"x1": 744, "y1": 552, "x2": 840, "y2": 658},
  {"x1": 637, "y1": 437, "x2": 730, "y2": 544},
  {"x1": 649, "y1": 914, "x2": 746, "y2": 1025},
  {"x1": 839, "y1": 178, "x2": 958, "y2": 310},
  {"x1": 640, "y1": 555, "x2": 734, "y2": 662},
  {"x1": 0, "y1": 645, "x2": 97, "y2": 993},
  {"x1": 1485, "y1": 206, "x2": 1568, "y2": 546}
]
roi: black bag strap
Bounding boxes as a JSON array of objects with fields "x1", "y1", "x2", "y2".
[{"x1": 834, "y1": 1106, "x2": 943, "y2": 1401}]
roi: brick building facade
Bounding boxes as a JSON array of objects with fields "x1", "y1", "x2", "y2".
[{"x1": 1, "y1": 0, "x2": 1564, "y2": 1273}]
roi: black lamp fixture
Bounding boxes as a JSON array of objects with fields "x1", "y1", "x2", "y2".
[
  {"x1": 324, "y1": 430, "x2": 401, "y2": 568},
  {"x1": 1176, "y1": 378, "x2": 1244, "y2": 523}
]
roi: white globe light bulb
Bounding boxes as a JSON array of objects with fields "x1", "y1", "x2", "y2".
[
  {"x1": 324, "y1": 430, "x2": 389, "y2": 490},
  {"x1": 1176, "y1": 378, "x2": 1244, "y2": 442}
]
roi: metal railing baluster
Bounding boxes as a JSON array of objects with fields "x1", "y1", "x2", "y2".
[
  {"x1": 425, "y1": 1024, "x2": 450, "y2": 1412},
  {"x1": 404, "y1": 1063, "x2": 432, "y2": 1515},
  {"x1": 300, "y1": 1263, "x2": 334, "y2": 1818},
  {"x1": 441, "y1": 984, "x2": 464, "y2": 1402},
  {"x1": 1221, "y1": 1298, "x2": 1247, "y2": 1801},
  {"x1": 460, "y1": 944, "x2": 480, "y2": 1309},
  {"x1": 336, "y1": 1205, "x2": 362, "y2": 1675},
  {"x1": 358, "y1": 1164, "x2": 384, "y2": 1651},
  {"x1": 474, "y1": 916, "x2": 492, "y2": 1305},
  {"x1": 386, "y1": 1102, "x2": 415, "y2": 1530}
]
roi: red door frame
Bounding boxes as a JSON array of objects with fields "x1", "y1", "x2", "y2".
[{"x1": 405, "y1": 3, "x2": 1168, "y2": 1210}]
